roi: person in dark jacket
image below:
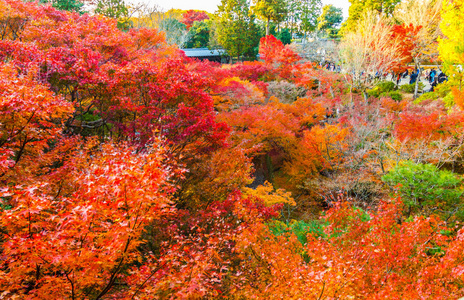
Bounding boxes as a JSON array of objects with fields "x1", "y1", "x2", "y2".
[
  {"x1": 437, "y1": 71, "x2": 447, "y2": 84},
  {"x1": 430, "y1": 78, "x2": 438, "y2": 92},
  {"x1": 410, "y1": 69, "x2": 419, "y2": 84}
]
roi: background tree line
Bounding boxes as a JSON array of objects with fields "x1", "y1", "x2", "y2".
[{"x1": 37, "y1": 0, "x2": 344, "y2": 61}]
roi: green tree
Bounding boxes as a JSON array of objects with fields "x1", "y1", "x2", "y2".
[
  {"x1": 40, "y1": 0, "x2": 84, "y2": 13},
  {"x1": 215, "y1": 0, "x2": 261, "y2": 61},
  {"x1": 299, "y1": 0, "x2": 322, "y2": 37},
  {"x1": 95, "y1": 0, "x2": 130, "y2": 30},
  {"x1": 251, "y1": 0, "x2": 288, "y2": 36},
  {"x1": 283, "y1": 0, "x2": 300, "y2": 36},
  {"x1": 382, "y1": 161, "x2": 464, "y2": 220},
  {"x1": 341, "y1": 0, "x2": 400, "y2": 34},
  {"x1": 184, "y1": 20, "x2": 210, "y2": 48},
  {"x1": 277, "y1": 27, "x2": 291, "y2": 44},
  {"x1": 160, "y1": 18, "x2": 188, "y2": 46},
  {"x1": 282, "y1": 0, "x2": 321, "y2": 38},
  {"x1": 317, "y1": 5, "x2": 343, "y2": 39}
]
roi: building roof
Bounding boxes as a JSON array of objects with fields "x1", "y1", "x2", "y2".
[{"x1": 182, "y1": 48, "x2": 226, "y2": 57}]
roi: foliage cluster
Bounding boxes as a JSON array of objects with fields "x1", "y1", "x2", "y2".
[
  {"x1": 383, "y1": 161, "x2": 464, "y2": 220},
  {"x1": 400, "y1": 82, "x2": 426, "y2": 93},
  {"x1": 367, "y1": 81, "x2": 397, "y2": 97}
]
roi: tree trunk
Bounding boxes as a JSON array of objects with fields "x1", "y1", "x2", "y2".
[
  {"x1": 350, "y1": 85, "x2": 353, "y2": 104},
  {"x1": 266, "y1": 17, "x2": 270, "y2": 36},
  {"x1": 237, "y1": 44, "x2": 241, "y2": 62},
  {"x1": 290, "y1": 15, "x2": 293, "y2": 37}
]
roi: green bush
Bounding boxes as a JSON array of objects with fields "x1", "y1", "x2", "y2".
[
  {"x1": 376, "y1": 81, "x2": 396, "y2": 92},
  {"x1": 382, "y1": 161, "x2": 464, "y2": 219},
  {"x1": 277, "y1": 28, "x2": 292, "y2": 45},
  {"x1": 367, "y1": 81, "x2": 397, "y2": 98},
  {"x1": 380, "y1": 91, "x2": 402, "y2": 101},
  {"x1": 443, "y1": 91, "x2": 455, "y2": 108},
  {"x1": 269, "y1": 208, "x2": 370, "y2": 244},
  {"x1": 367, "y1": 88, "x2": 381, "y2": 98},
  {"x1": 399, "y1": 82, "x2": 425, "y2": 93},
  {"x1": 268, "y1": 219, "x2": 327, "y2": 245},
  {"x1": 415, "y1": 81, "x2": 453, "y2": 107},
  {"x1": 0, "y1": 199, "x2": 11, "y2": 211},
  {"x1": 353, "y1": 207, "x2": 371, "y2": 222},
  {"x1": 415, "y1": 91, "x2": 439, "y2": 103}
]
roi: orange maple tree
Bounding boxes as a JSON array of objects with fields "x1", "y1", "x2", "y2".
[
  {"x1": 0, "y1": 63, "x2": 73, "y2": 185},
  {"x1": 0, "y1": 143, "x2": 173, "y2": 299}
]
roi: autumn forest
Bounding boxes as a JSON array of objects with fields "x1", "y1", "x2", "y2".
[{"x1": 2, "y1": 0, "x2": 464, "y2": 298}]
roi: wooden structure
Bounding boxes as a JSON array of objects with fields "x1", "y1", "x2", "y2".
[{"x1": 182, "y1": 48, "x2": 228, "y2": 63}]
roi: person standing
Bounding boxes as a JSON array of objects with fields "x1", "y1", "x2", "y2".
[
  {"x1": 410, "y1": 69, "x2": 418, "y2": 84},
  {"x1": 430, "y1": 69, "x2": 436, "y2": 84},
  {"x1": 437, "y1": 70, "x2": 447, "y2": 84}
]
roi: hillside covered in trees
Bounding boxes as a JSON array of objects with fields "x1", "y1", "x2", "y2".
[{"x1": 2, "y1": 0, "x2": 464, "y2": 299}]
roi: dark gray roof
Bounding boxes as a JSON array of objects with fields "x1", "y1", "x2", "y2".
[{"x1": 182, "y1": 48, "x2": 226, "y2": 57}]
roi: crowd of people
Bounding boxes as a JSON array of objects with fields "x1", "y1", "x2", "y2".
[
  {"x1": 321, "y1": 60, "x2": 448, "y2": 94},
  {"x1": 394, "y1": 68, "x2": 447, "y2": 90},
  {"x1": 385, "y1": 68, "x2": 447, "y2": 93},
  {"x1": 426, "y1": 68, "x2": 448, "y2": 91},
  {"x1": 321, "y1": 61, "x2": 341, "y2": 72}
]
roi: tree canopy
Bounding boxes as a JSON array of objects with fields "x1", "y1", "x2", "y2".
[
  {"x1": 317, "y1": 4, "x2": 343, "y2": 38},
  {"x1": 215, "y1": 0, "x2": 261, "y2": 60},
  {"x1": 251, "y1": 0, "x2": 288, "y2": 35},
  {"x1": 341, "y1": 0, "x2": 401, "y2": 33}
]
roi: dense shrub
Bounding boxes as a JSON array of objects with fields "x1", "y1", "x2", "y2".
[
  {"x1": 376, "y1": 81, "x2": 396, "y2": 92},
  {"x1": 268, "y1": 219, "x2": 327, "y2": 244},
  {"x1": 400, "y1": 82, "x2": 425, "y2": 93},
  {"x1": 367, "y1": 80, "x2": 397, "y2": 98},
  {"x1": 380, "y1": 90, "x2": 402, "y2": 101},
  {"x1": 382, "y1": 161, "x2": 464, "y2": 219},
  {"x1": 277, "y1": 28, "x2": 292, "y2": 45},
  {"x1": 415, "y1": 91, "x2": 440, "y2": 103},
  {"x1": 267, "y1": 80, "x2": 307, "y2": 103}
]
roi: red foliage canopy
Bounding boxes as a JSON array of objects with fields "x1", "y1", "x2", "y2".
[
  {"x1": 181, "y1": 10, "x2": 210, "y2": 29},
  {"x1": 258, "y1": 35, "x2": 300, "y2": 79}
]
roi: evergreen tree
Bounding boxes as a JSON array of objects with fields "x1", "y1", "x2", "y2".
[
  {"x1": 215, "y1": 0, "x2": 261, "y2": 61},
  {"x1": 40, "y1": 0, "x2": 84, "y2": 13},
  {"x1": 185, "y1": 20, "x2": 210, "y2": 48},
  {"x1": 299, "y1": 0, "x2": 321, "y2": 36},
  {"x1": 341, "y1": 0, "x2": 400, "y2": 34},
  {"x1": 317, "y1": 5, "x2": 343, "y2": 39},
  {"x1": 251, "y1": 0, "x2": 288, "y2": 36},
  {"x1": 277, "y1": 28, "x2": 291, "y2": 44}
]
